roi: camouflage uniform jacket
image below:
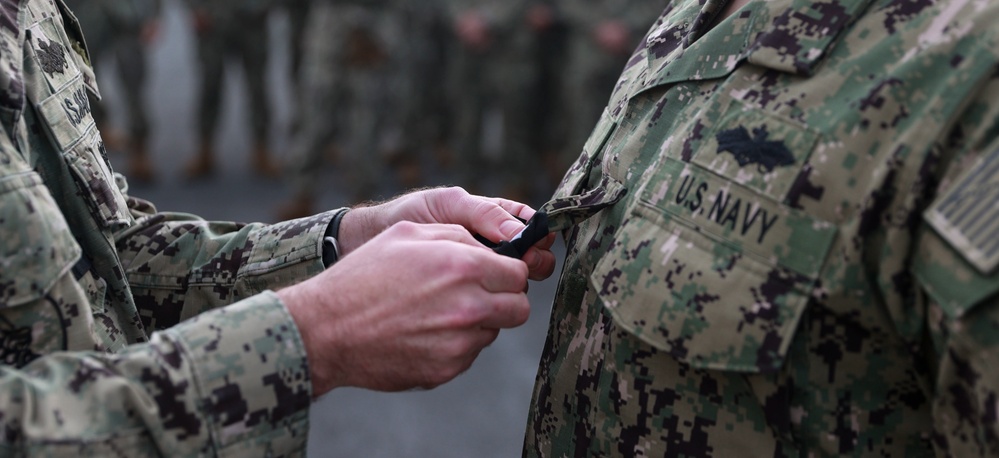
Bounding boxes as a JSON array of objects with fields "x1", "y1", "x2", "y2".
[
  {"x1": 526, "y1": 0, "x2": 999, "y2": 455},
  {"x1": 0, "y1": 0, "x2": 338, "y2": 454}
]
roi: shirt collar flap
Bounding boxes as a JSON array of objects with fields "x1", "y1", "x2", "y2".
[{"x1": 744, "y1": 0, "x2": 875, "y2": 75}]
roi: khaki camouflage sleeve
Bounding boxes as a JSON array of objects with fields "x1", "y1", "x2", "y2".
[
  {"x1": 115, "y1": 197, "x2": 340, "y2": 332},
  {"x1": 912, "y1": 77, "x2": 999, "y2": 455}
]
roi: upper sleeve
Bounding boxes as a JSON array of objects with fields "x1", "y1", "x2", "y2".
[{"x1": 911, "y1": 66, "x2": 999, "y2": 456}]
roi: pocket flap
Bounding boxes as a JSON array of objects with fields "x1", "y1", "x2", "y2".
[
  {"x1": 591, "y1": 160, "x2": 837, "y2": 373},
  {"x1": 0, "y1": 171, "x2": 81, "y2": 307}
]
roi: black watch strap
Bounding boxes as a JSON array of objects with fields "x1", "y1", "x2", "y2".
[{"x1": 322, "y1": 208, "x2": 349, "y2": 267}]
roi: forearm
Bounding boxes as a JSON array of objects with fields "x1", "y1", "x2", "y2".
[{"x1": 116, "y1": 209, "x2": 339, "y2": 329}]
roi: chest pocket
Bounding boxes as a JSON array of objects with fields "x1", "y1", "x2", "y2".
[
  {"x1": 590, "y1": 109, "x2": 837, "y2": 373},
  {"x1": 25, "y1": 16, "x2": 131, "y2": 229}
]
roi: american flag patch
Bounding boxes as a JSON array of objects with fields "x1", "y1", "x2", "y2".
[{"x1": 925, "y1": 149, "x2": 999, "y2": 274}]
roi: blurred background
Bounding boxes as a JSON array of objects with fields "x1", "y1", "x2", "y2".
[{"x1": 75, "y1": 0, "x2": 660, "y2": 455}]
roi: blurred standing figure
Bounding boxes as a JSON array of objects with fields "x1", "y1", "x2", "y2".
[
  {"x1": 556, "y1": 0, "x2": 662, "y2": 167},
  {"x1": 281, "y1": 0, "x2": 311, "y2": 91},
  {"x1": 275, "y1": 0, "x2": 400, "y2": 220},
  {"x1": 391, "y1": 0, "x2": 452, "y2": 188},
  {"x1": 183, "y1": 0, "x2": 281, "y2": 179},
  {"x1": 64, "y1": 0, "x2": 160, "y2": 182},
  {"x1": 444, "y1": 0, "x2": 523, "y2": 196},
  {"x1": 279, "y1": 0, "x2": 311, "y2": 139},
  {"x1": 504, "y1": 0, "x2": 568, "y2": 204}
]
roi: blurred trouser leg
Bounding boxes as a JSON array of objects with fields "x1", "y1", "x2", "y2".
[
  {"x1": 276, "y1": 4, "x2": 346, "y2": 220},
  {"x1": 449, "y1": 44, "x2": 491, "y2": 195},
  {"x1": 238, "y1": 11, "x2": 279, "y2": 178},
  {"x1": 114, "y1": 32, "x2": 154, "y2": 182},
  {"x1": 185, "y1": 22, "x2": 226, "y2": 179}
]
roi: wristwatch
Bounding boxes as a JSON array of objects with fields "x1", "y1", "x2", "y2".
[{"x1": 322, "y1": 208, "x2": 349, "y2": 267}]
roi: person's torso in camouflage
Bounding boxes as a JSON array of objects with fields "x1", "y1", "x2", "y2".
[
  {"x1": 0, "y1": 0, "x2": 336, "y2": 453},
  {"x1": 526, "y1": 0, "x2": 999, "y2": 455}
]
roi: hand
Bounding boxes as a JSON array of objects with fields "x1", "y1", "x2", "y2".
[
  {"x1": 339, "y1": 187, "x2": 556, "y2": 281},
  {"x1": 593, "y1": 20, "x2": 631, "y2": 55},
  {"x1": 280, "y1": 222, "x2": 531, "y2": 396},
  {"x1": 455, "y1": 11, "x2": 492, "y2": 51},
  {"x1": 525, "y1": 5, "x2": 554, "y2": 32}
]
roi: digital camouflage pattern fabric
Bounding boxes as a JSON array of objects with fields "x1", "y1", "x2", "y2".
[
  {"x1": 0, "y1": 0, "x2": 339, "y2": 454},
  {"x1": 526, "y1": 0, "x2": 999, "y2": 456}
]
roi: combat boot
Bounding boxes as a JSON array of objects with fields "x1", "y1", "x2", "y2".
[
  {"x1": 252, "y1": 142, "x2": 282, "y2": 178},
  {"x1": 184, "y1": 141, "x2": 216, "y2": 179},
  {"x1": 274, "y1": 193, "x2": 315, "y2": 221},
  {"x1": 128, "y1": 142, "x2": 156, "y2": 183}
]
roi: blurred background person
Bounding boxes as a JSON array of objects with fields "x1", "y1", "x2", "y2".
[
  {"x1": 65, "y1": 0, "x2": 161, "y2": 182},
  {"x1": 389, "y1": 0, "x2": 453, "y2": 190},
  {"x1": 275, "y1": 0, "x2": 403, "y2": 220},
  {"x1": 554, "y1": 0, "x2": 664, "y2": 173},
  {"x1": 444, "y1": 0, "x2": 525, "y2": 199},
  {"x1": 182, "y1": 0, "x2": 282, "y2": 179},
  {"x1": 503, "y1": 0, "x2": 568, "y2": 205},
  {"x1": 279, "y1": 0, "x2": 311, "y2": 139},
  {"x1": 281, "y1": 0, "x2": 311, "y2": 93}
]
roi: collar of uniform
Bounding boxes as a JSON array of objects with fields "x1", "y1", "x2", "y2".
[
  {"x1": 632, "y1": 0, "x2": 874, "y2": 95},
  {"x1": 37, "y1": 0, "x2": 101, "y2": 99},
  {"x1": 53, "y1": 0, "x2": 100, "y2": 99}
]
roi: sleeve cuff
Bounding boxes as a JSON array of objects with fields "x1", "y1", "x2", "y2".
[
  {"x1": 166, "y1": 291, "x2": 312, "y2": 456},
  {"x1": 237, "y1": 208, "x2": 348, "y2": 296}
]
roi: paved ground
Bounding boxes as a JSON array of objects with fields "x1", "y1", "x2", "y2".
[{"x1": 95, "y1": 2, "x2": 563, "y2": 456}]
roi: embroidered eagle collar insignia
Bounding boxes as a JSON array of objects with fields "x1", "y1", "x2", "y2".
[{"x1": 37, "y1": 39, "x2": 67, "y2": 75}]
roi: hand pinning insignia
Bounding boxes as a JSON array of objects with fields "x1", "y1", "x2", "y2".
[
  {"x1": 37, "y1": 39, "x2": 67, "y2": 75},
  {"x1": 716, "y1": 125, "x2": 796, "y2": 173}
]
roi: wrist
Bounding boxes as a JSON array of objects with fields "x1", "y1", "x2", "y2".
[
  {"x1": 337, "y1": 205, "x2": 381, "y2": 256},
  {"x1": 321, "y1": 209, "x2": 349, "y2": 267},
  {"x1": 278, "y1": 285, "x2": 344, "y2": 396}
]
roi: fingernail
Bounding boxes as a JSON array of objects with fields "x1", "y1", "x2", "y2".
[
  {"x1": 524, "y1": 250, "x2": 539, "y2": 267},
  {"x1": 500, "y1": 220, "x2": 524, "y2": 238}
]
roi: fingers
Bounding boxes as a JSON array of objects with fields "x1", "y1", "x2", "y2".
[
  {"x1": 471, "y1": 246, "x2": 530, "y2": 293},
  {"x1": 523, "y1": 245, "x2": 557, "y2": 281},
  {"x1": 418, "y1": 327, "x2": 501, "y2": 390},
  {"x1": 476, "y1": 292, "x2": 531, "y2": 329},
  {"x1": 488, "y1": 197, "x2": 538, "y2": 223},
  {"x1": 386, "y1": 220, "x2": 483, "y2": 247},
  {"x1": 381, "y1": 221, "x2": 533, "y2": 293}
]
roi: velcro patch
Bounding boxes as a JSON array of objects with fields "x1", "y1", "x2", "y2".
[{"x1": 925, "y1": 149, "x2": 999, "y2": 274}]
